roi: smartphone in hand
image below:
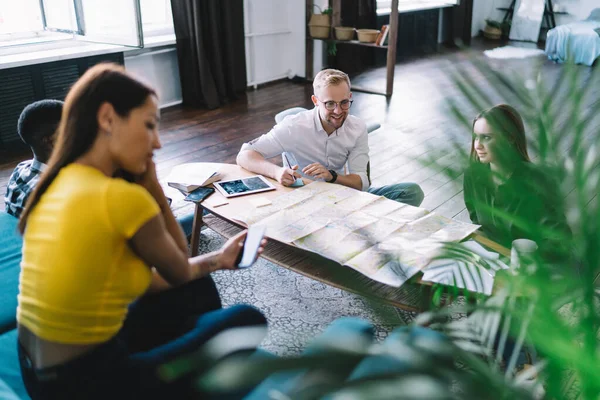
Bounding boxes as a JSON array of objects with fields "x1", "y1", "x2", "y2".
[{"x1": 236, "y1": 225, "x2": 267, "y2": 268}]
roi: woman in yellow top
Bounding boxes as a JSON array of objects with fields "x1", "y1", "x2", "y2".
[{"x1": 16, "y1": 63, "x2": 267, "y2": 399}]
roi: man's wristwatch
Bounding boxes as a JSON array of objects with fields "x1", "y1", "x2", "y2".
[{"x1": 327, "y1": 169, "x2": 338, "y2": 183}]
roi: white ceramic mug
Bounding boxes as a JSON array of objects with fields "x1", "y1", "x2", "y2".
[{"x1": 510, "y1": 239, "x2": 538, "y2": 269}]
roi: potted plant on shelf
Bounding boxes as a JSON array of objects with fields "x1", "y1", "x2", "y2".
[
  {"x1": 483, "y1": 19, "x2": 503, "y2": 39},
  {"x1": 308, "y1": 5, "x2": 332, "y2": 39}
]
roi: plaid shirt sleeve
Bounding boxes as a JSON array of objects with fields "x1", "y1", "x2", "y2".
[{"x1": 4, "y1": 160, "x2": 43, "y2": 219}]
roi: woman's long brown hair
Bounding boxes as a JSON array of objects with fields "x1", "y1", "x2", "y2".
[
  {"x1": 18, "y1": 63, "x2": 156, "y2": 234},
  {"x1": 469, "y1": 104, "x2": 531, "y2": 164}
]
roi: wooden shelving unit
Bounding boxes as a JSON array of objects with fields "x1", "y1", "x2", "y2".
[
  {"x1": 305, "y1": 0, "x2": 399, "y2": 96},
  {"x1": 311, "y1": 38, "x2": 389, "y2": 49}
]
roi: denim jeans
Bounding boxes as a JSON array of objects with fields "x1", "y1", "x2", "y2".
[
  {"x1": 18, "y1": 277, "x2": 267, "y2": 400},
  {"x1": 368, "y1": 183, "x2": 424, "y2": 207}
]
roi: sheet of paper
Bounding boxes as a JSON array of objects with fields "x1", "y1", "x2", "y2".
[
  {"x1": 205, "y1": 198, "x2": 229, "y2": 208},
  {"x1": 249, "y1": 197, "x2": 272, "y2": 208},
  {"x1": 319, "y1": 232, "x2": 375, "y2": 265},
  {"x1": 294, "y1": 212, "x2": 378, "y2": 249},
  {"x1": 402, "y1": 213, "x2": 480, "y2": 243},
  {"x1": 386, "y1": 203, "x2": 430, "y2": 222},
  {"x1": 358, "y1": 217, "x2": 407, "y2": 244},
  {"x1": 255, "y1": 209, "x2": 330, "y2": 243},
  {"x1": 237, "y1": 188, "x2": 313, "y2": 225},
  {"x1": 360, "y1": 197, "x2": 404, "y2": 218},
  {"x1": 333, "y1": 190, "x2": 381, "y2": 211}
]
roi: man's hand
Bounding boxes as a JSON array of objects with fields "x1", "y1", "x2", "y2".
[
  {"x1": 302, "y1": 163, "x2": 332, "y2": 182},
  {"x1": 276, "y1": 165, "x2": 301, "y2": 186}
]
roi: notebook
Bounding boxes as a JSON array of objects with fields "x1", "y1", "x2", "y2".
[{"x1": 166, "y1": 164, "x2": 222, "y2": 193}]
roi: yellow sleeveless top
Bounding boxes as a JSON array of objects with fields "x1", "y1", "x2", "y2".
[{"x1": 17, "y1": 164, "x2": 160, "y2": 344}]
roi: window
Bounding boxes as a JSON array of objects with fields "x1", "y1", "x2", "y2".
[
  {"x1": 140, "y1": 0, "x2": 174, "y2": 36},
  {"x1": 0, "y1": 0, "x2": 173, "y2": 48},
  {"x1": 0, "y1": 0, "x2": 43, "y2": 35},
  {"x1": 0, "y1": 0, "x2": 70, "y2": 45},
  {"x1": 376, "y1": 0, "x2": 459, "y2": 15}
]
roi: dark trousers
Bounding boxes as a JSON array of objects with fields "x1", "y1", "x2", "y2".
[
  {"x1": 121, "y1": 275, "x2": 223, "y2": 353},
  {"x1": 18, "y1": 276, "x2": 267, "y2": 400}
]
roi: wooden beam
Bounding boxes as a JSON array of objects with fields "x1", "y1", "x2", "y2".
[
  {"x1": 385, "y1": 0, "x2": 399, "y2": 96},
  {"x1": 332, "y1": 0, "x2": 341, "y2": 27},
  {"x1": 305, "y1": 0, "x2": 314, "y2": 80}
]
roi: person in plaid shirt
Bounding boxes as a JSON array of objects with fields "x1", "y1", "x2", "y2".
[{"x1": 4, "y1": 100, "x2": 64, "y2": 218}]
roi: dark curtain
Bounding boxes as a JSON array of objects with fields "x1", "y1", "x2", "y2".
[
  {"x1": 333, "y1": 0, "x2": 378, "y2": 76},
  {"x1": 170, "y1": 0, "x2": 246, "y2": 109},
  {"x1": 449, "y1": 0, "x2": 474, "y2": 46}
]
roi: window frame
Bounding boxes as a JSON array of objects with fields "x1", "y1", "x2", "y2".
[
  {"x1": 0, "y1": 0, "x2": 173, "y2": 49},
  {"x1": 139, "y1": 0, "x2": 174, "y2": 38},
  {"x1": 376, "y1": 0, "x2": 460, "y2": 15}
]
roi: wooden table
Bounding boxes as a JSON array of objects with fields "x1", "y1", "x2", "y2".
[{"x1": 186, "y1": 163, "x2": 508, "y2": 312}]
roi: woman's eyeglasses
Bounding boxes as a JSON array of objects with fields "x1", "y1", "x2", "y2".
[{"x1": 316, "y1": 98, "x2": 353, "y2": 111}]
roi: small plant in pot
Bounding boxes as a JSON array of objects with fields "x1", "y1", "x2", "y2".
[
  {"x1": 308, "y1": 5, "x2": 332, "y2": 39},
  {"x1": 484, "y1": 19, "x2": 503, "y2": 40}
]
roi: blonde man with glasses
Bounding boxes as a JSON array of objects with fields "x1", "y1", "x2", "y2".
[{"x1": 237, "y1": 69, "x2": 423, "y2": 206}]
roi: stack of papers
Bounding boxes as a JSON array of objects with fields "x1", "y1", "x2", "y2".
[{"x1": 421, "y1": 241, "x2": 509, "y2": 295}]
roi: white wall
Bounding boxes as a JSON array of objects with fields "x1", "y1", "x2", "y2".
[
  {"x1": 244, "y1": 0, "x2": 306, "y2": 87},
  {"x1": 553, "y1": 0, "x2": 598, "y2": 23},
  {"x1": 471, "y1": 0, "x2": 600, "y2": 37},
  {"x1": 124, "y1": 46, "x2": 182, "y2": 108},
  {"x1": 472, "y1": 0, "x2": 510, "y2": 37}
]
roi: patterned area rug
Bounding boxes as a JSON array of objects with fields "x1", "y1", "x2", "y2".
[{"x1": 197, "y1": 228, "x2": 418, "y2": 356}]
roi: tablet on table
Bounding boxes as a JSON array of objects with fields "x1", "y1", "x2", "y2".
[{"x1": 213, "y1": 175, "x2": 276, "y2": 198}]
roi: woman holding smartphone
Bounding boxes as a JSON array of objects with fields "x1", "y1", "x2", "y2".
[
  {"x1": 16, "y1": 63, "x2": 266, "y2": 399},
  {"x1": 463, "y1": 104, "x2": 569, "y2": 256}
]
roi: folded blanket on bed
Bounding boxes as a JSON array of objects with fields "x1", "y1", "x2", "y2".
[{"x1": 545, "y1": 19, "x2": 600, "y2": 66}]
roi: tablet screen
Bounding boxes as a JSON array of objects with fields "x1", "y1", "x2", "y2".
[{"x1": 218, "y1": 176, "x2": 271, "y2": 195}]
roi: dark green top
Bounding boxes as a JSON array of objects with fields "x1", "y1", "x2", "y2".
[{"x1": 463, "y1": 162, "x2": 570, "y2": 252}]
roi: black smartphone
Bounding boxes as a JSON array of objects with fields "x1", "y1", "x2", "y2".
[
  {"x1": 236, "y1": 225, "x2": 267, "y2": 268},
  {"x1": 184, "y1": 186, "x2": 215, "y2": 203}
]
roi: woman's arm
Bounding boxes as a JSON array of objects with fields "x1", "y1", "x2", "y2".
[
  {"x1": 131, "y1": 215, "x2": 256, "y2": 287},
  {"x1": 129, "y1": 160, "x2": 265, "y2": 288}
]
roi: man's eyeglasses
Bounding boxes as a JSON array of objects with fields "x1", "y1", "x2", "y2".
[{"x1": 316, "y1": 98, "x2": 353, "y2": 111}]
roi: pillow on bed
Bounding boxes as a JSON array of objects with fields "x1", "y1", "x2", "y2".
[{"x1": 587, "y1": 8, "x2": 600, "y2": 21}]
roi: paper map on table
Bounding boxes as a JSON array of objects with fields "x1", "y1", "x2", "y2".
[{"x1": 235, "y1": 182, "x2": 480, "y2": 287}]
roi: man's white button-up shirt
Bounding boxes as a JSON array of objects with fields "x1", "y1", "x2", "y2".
[{"x1": 240, "y1": 107, "x2": 370, "y2": 191}]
